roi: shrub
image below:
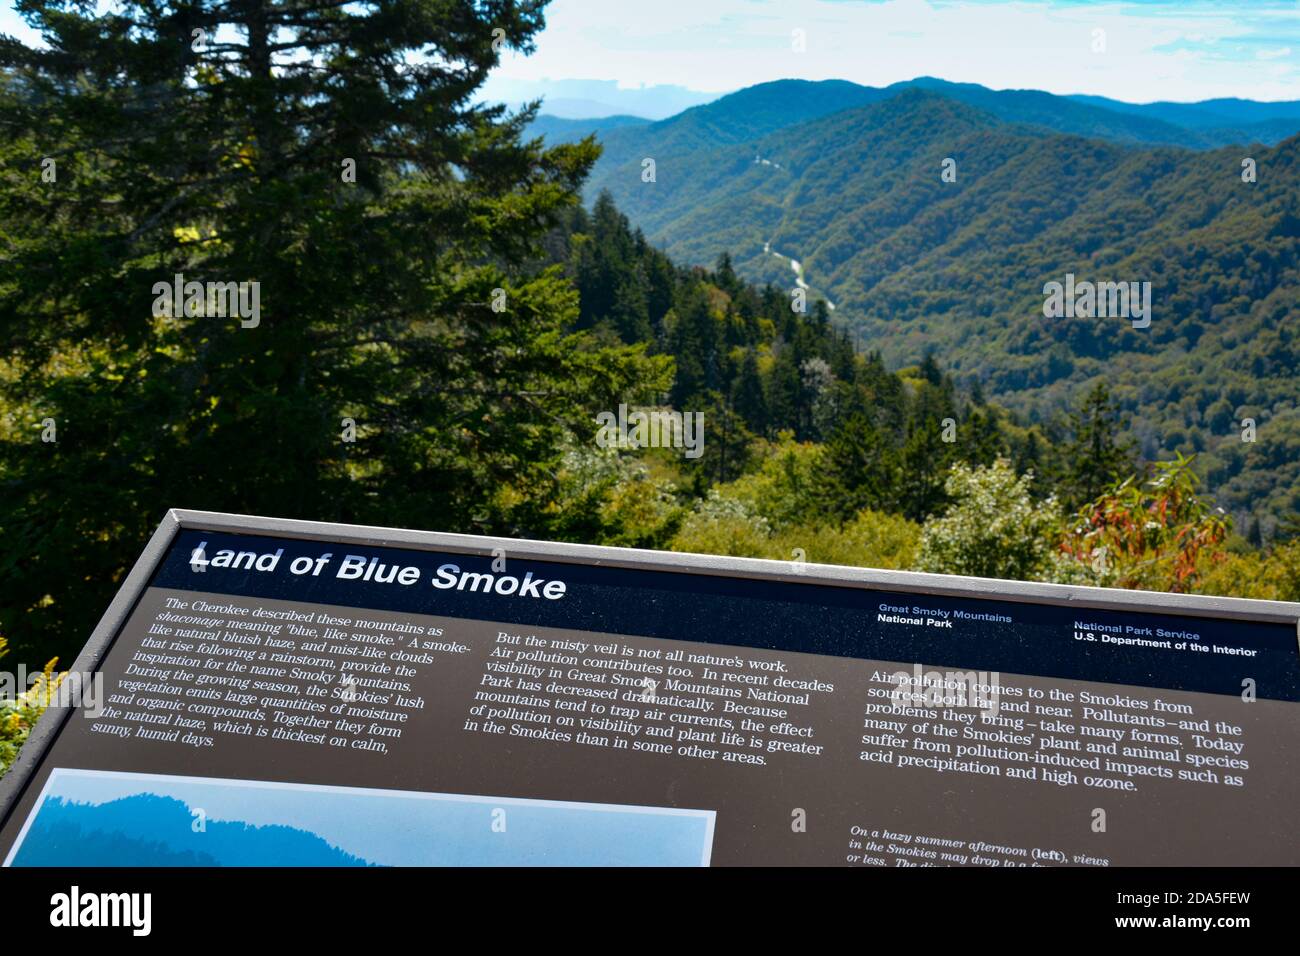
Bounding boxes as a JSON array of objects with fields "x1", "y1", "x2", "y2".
[
  {"x1": 1195, "y1": 540, "x2": 1300, "y2": 601},
  {"x1": 0, "y1": 637, "x2": 64, "y2": 777},
  {"x1": 769, "y1": 510, "x2": 919, "y2": 570},
  {"x1": 915, "y1": 460, "x2": 1062, "y2": 580},
  {"x1": 1058, "y1": 453, "x2": 1230, "y2": 593},
  {"x1": 669, "y1": 491, "x2": 773, "y2": 559},
  {"x1": 670, "y1": 492, "x2": 920, "y2": 570}
]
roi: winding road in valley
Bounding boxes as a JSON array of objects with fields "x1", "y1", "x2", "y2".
[{"x1": 763, "y1": 239, "x2": 836, "y2": 310}]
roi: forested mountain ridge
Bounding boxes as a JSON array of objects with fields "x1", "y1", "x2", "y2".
[
  {"x1": 1065, "y1": 90, "x2": 1300, "y2": 138},
  {"x1": 534, "y1": 77, "x2": 1300, "y2": 157},
  {"x1": 526, "y1": 114, "x2": 650, "y2": 142},
  {"x1": 896, "y1": 77, "x2": 1300, "y2": 148},
  {"x1": 581, "y1": 79, "x2": 891, "y2": 167},
  {"x1": 534, "y1": 85, "x2": 1300, "y2": 526}
]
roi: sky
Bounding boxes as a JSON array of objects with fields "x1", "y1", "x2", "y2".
[
  {"x1": 491, "y1": 0, "x2": 1299, "y2": 103},
  {"x1": 3, "y1": 0, "x2": 1297, "y2": 104}
]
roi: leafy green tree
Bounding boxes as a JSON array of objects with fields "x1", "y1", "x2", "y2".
[
  {"x1": 710, "y1": 435, "x2": 825, "y2": 529},
  {"x1": 0, "y1": 635, "x2": 63, "y2": 776},
  {"x1": 1276, "y1": 512, "x2": 1300, "y2": 543},
  {"x1": 915, "y1": 460, "x2": 1061, "y2": 581},
  {"x1": 1197, "y1": 539, "x2": 1300, "y2": 602}
]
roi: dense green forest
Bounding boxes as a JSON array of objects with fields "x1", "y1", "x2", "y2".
[
  {"x1": 558, "y1": 81, "x2": 1300, "y2": 530},
  {"x1": 535, "y1": 192, "x2": 1300, "y2": 598},
  {"x1": 2, "y1": 1, "x2": 1299, "y2": 674}
]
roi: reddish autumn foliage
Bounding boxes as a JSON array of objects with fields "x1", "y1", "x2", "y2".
[{"x1": 1060, "y1": 453, "x2": 1230, "y2": 593}]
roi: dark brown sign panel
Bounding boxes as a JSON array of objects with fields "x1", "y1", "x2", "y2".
[{"x1": 1, "y1": 510, "x2": 1297, "y2": 866}]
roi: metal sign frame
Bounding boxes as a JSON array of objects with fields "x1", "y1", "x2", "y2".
[{"x1": 2, "y1": 507, "x2": 1297, "y2": 826}]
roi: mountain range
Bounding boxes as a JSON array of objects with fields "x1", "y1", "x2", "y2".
[
  {"x1": 529, "y1": 77, "x2": 1300, "y2": 522},
  {"x1": 12, "y1": 794, "x2": 375, "y2": 866},
  {"x1": 532, "y1": 77, "x2": 1300, "y2": 153}
]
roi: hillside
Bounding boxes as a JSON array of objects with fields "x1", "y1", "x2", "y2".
[
  {"x1": 895, "y1": 77, "x2": 1300, "y2": 148},
  {"x1": 586, "y1": 79, "x2": 892, "y2": 165},
  {"x1": 535, "y1": 77, "x2": 1300, "y2": 157},
  {"x1": 527, "y1": 113, "x2": 650, "y2": 143},
  {"x1": 1066, "y1": 92, "x2": 1300, "y2": 136},
  {"x1": 539, "y1": 83, "x2": 1300, "y2": 524}
]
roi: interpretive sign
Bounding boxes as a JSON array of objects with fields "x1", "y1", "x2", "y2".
[{"x1": 1, "y1": 510, "x2": 1297, "y2": 866}]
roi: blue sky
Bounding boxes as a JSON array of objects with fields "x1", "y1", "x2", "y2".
[
  {"x1": 488, "y1": 0, "x2": 1298, "y2": 101},
  {"x1": 4, "y1": 1, "x2": 1297, "y2": 103}
]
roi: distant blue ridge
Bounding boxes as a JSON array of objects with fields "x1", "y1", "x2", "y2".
[{"x1": 12, "y1": 794, "x2": 376, "y2": 867}]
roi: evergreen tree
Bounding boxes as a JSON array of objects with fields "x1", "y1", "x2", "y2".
[
  {"x1": 1059, "y1": 383, "x2": 1138, "y2": 509},
  {"x1": 714, "y1": 252, "x2": 740, "y2": 296},
  {"x1": 918, "y1": 350, "x2": 945, "y2": 387},
  {"x1": 0, "y1": 0, "x2": 662, "y2": 664},
  {"x1": 962, "y1": 407, "x2": 1005, "y2": 468},
  {"x1": 819, "y1": 412, "x2": 898, "y2": 523},
  {"x1": 895, "y1": 377, "x2": 959, "y2": 520},
  {"x1": 638, "y1": 233, "x2": 676, "y2": 329},
  {"x1": 1014, "y1": 429, "x2": 1049, "y2": 497},
  {"x1": 689, "y1": 392, "x2": 753, "y2": 487},
  {"x1": 1247, "y1": 515, "x2": 1263, "y2": 549},
  {"x1": 732, "y1": 349, "x2": 767, "y2": 433},
  {"x1": 668, "y1": 281, "x2": 718, "y2": 407},
  {"x1": 810, "y1": 298, "x2": 832, "y2": 338},
  {"x1": 765, "y1": 346, "x2": 803, "y2": 436}
]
